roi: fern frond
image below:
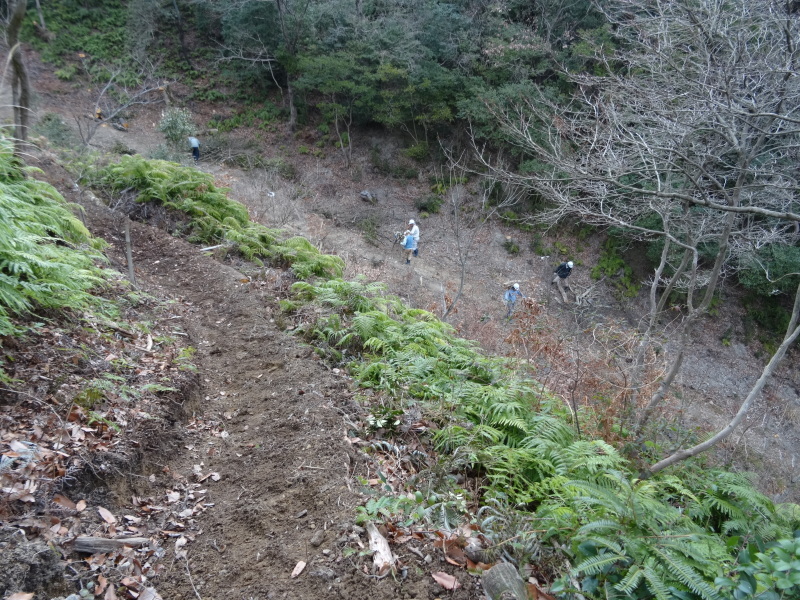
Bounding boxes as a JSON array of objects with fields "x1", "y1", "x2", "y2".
[
  {"x1": 572, "y1": 551, "x2": 627, "y2": 576},
  {"x1": 651, "y1": 547, "x2": 722, "y2": 600},
  {"x1": 641, "y1": 560, "x2": 674, "y2": 600}
]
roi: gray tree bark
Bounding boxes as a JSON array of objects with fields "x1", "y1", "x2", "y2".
[{"x1": 6, "y1": 0, "x2": 31, "y2": 156}]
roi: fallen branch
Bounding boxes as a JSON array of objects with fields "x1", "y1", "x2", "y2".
[
  {"x1": 125, "y1": 219, "x2": 137, "y2": 288},
  {"x1": 73, "y1": 536, "x2": 150, "y2": 554}
]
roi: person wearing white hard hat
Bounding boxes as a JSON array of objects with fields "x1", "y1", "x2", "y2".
[
  {"x1": 552, "y1": 261, "x2": 574, "y2": 295},
  {"x1": 408, "y1": 219, "x2": 420, "y2": 256},
  {"x1": 503, "y1": 282, "x2": 525, "y2": 319}
]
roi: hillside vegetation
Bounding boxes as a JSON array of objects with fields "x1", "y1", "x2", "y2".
[{"x1": 2, "y1": 0, "x2": 800, "y2": 599}]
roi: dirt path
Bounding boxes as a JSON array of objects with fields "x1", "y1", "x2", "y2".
[{"x1": 65, "y1": 189, "x2": 479, "y2": 600}]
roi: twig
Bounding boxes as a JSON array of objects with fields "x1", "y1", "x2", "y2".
[
  {"x1": 184, "y1": 557, "x2": 202, "y2": 600},
  {"x1": 0, "y1": 387, "x2": 65, "y2": 426},
  {"x1": 124, "y1": 219, "x2": 137, "y2": 288}
]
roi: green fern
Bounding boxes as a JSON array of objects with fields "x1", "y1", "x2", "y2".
[
  {"x1": 0, "y1": 135, "x2": 110, "y2": 338},
  {"x1": 286, "y1": 273, "x2": 799, "y2": 599},
  {"x1": 91, "y1": 155, "x2": 342, "y2": 279}
]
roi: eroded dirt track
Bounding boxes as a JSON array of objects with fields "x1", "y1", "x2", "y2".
[{"x1": 75, "y1": 194, "x2": 475, "y2": 600}]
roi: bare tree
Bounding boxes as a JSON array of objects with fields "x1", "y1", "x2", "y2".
[
  {"x1": 75, "y1": 62, "x2": 170, "y2": 147},
  {"x1": 647, "y1": 282, "x2": 800, "y2": 476},
  {"x1": 439, "y1": 154, "x2": 525, "y2": 320},
  {"x1": 474, "y1": 0, "x2": 800, "y2": 471},
  {"x1": 3, "y1": 0, "x2": 31, "y2": 156}
]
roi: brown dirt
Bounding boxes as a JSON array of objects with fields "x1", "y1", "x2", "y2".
[{"x1": 2, "y1": 45, "x2": 798, "y2": 599}]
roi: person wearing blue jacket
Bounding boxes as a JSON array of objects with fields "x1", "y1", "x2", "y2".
[
  {"x1": 503, "y1": 283, "x2": 525, "y2": 318},
  {"x1": 402, "y1": 230, "x2": 417, "y2": 264}
]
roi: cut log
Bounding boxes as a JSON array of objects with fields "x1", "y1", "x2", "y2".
[
  {"x1": 73, "y1": 536, "x2": 150, "y2": 554},
  {"x1": 482, "y1": 562, "x2": 527, "y2": 600}
]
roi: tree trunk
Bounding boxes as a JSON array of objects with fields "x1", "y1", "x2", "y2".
[
  {"x1": 7, "y1": 0, "x2": 31, "y2": 155},
  {"x1": 171, "y1": 0, "x2": 194, "y2": 70},
  {"x1": 34, "y1": 0, "x2": 46, "y2": 30},
  {"x1": 286, "y1": 76, "x2": 297, "y2": 132},
  {"x1": 644, "y1": 282, "x2": 800, "y2": 477},
  {"x1": 633, "y1": 321, "x2": 689, "y2": 439}
]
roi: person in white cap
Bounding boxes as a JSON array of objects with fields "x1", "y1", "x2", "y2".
[
  {"x1": 408, "y1": 219, "x2": 420, "y2": 256},
  {"x1": 552, "y1": 261, "x2": 574, "y2": 292},
  {"x1": 503, "y1": 282, "x2": 525, "y2": 319}
]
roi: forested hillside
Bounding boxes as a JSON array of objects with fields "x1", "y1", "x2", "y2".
[{"x1": 2, "y1": 0, "x2": 800, "y2": 599}]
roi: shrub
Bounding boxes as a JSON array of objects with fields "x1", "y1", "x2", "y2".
[
  {"x1": 529, "y1": 234, "x2": 549, "y2": 255},
  {"x1": 391, "y1": 163, "x2": 418, "y2": 179},
  {"x1": 739, "y1": 245, "x2": 800, "y2": 297},
  {"x1": 157, "y1": 107, "x2": 195, "y2": 149},
  {"x1": 357, "y1": 215, "x2": 380, "y2": 246},
  {"x1": 146, "y1": 145, "x2": 183, "y2": 162},
  {"x1": 415, "y1": 195, "x2": 443, "y2": 214},
  {"x1": 0, "y1": 135, "x2": 110, "y2": 339},
  {"x1": 33, "y1": 113, "x2": 77, "y2": 148},
  {"x1": 54, "y1": 64, "x2": 77, "y2": 81},
  {"x1": 502, "y1": 239, "x2": 521, "y2": 255},
  {"x1": 262, "y1": 157, "x2": 296, "y2": 180},
  {"x1": 404, "y1": 141, "x2": 429, "y2": 161},
  {"x1": 90, "y1": 155, "x2": 342, "y2": 278},
  {"x1": 592, "y1": 236, "x2": 640, "y2": 298},
  {"x1": 744, "y1": 294, "x2": 792, "y2": 338}
]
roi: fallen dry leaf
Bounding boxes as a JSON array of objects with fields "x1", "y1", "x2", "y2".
[
  {"x1": 290, "y1": 561, "x2": 306, "y2": 578},
  {"x1": 444, "y1": 539, "x2": 467, "y2": 567},
  {"x1": 139, "y1": 588, "x2": 164, "y2": 600},
  {"x1": 7, "y1": 593, "x2": 35, "y2": 600},
  {"x1": 98, "y1": 506, "x2": 117, "y2": 524},
  {"x1": 432, "y1": 571, "x2": 461, "y2": 590},
  {"x1": 53, "y1": 493, "x2": 77, "y2": 510},
  {"x1": 175, "y1": 535, "x2": 188, "y2": 559},
  {"x1": 96, "y1": 574, "x2": 108, "y2": 595},
  {"x1": 76, "y1": 499, "x2": 87, "y2": 512}
]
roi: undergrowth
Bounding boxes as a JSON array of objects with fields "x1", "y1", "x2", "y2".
[
  {"x1": 86, "y1": 155, "x2": 343, "y2": 279},
  {"x1": 0, "y1": 136, "x2": 111, "y2": 340},
  {"x1": 284, "y1": 276, "x2": 800, "y2": 599},
  {"x1": 591, "y1": 236, "x2": 640, "y2": 298}
]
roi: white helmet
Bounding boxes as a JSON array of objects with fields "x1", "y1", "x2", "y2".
[
  {"x1": 513, "y1": 283, "x2": 520, "y2": 290},
  {"x1": 409, "y1": 219, "x2": 415, "y2": 225},
  {"x1": 567, "y1": 261, "x2": 574, "y2": 268}
]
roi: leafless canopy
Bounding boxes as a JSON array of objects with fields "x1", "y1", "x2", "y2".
[
  {"x1": 473, "y1": 0, "x2": 800, "y2": 472},
  {"x1": 480, "y1": 0, "x2": 800, "y2": 264}
]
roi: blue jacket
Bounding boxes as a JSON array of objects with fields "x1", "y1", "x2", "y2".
[
  {"x1": 504, "y1": 289, "x2": 523, "y2": 303},
  {"x1": 403, "y1": 235, "x2": 417, "y2": 250}
]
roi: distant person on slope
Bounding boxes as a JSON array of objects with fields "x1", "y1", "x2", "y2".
[
  {"x1": 552, "y1": 261, "x2": 573, "y2": 284},
  {"x1": 552, "y1": 261, "x2": 574, "y2": 295},
  {"x1": 402, "y1": 230, "x2": 417, "y2": 264},
  {"x1": 188, "y1": 136, "x2": 200, "y2": 164},
  {"x1": 408, "y1": 219, "x2": 420, "y2": 257},
  {"x1": 503, "y1": 283, "x2": 525, "y2": 318}
]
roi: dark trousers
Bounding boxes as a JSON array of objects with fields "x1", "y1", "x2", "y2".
[{"x1": 192, "y1": 147, "x2": 200, "y2": 162}]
